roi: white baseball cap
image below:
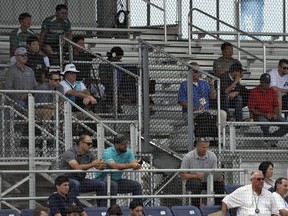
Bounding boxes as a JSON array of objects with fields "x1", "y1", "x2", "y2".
[{"x1": 62, "y1": 64, "x2": 79, "y2": 74}]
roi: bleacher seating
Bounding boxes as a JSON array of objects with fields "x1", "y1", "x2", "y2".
[
  {"x1": 225, "y1": 184, "x2": 243, "y2": 194},
  {"x1": 200, "y1": 205, "x2": 230, "y2": 216},
  {"x1": 0, "y1": 209, "x2": 21, "y2": 216},
  {"x1": 120, "y1": 206, "x2": 130, "y2": 216},
  {"x1": 171, "y1": 205, "x2": 202, "y2": 216},
  {"x1": 144, "y1": 206, "x2": 173, "y2": 216},
  {"x1": 84, "y1": 207, "x2": 108, "y2": 216},
  {"x1": 20, "y1": 209, "x2": 34, "y2": 216}
]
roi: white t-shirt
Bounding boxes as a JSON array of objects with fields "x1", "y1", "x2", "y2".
[
  {"x1": 272, "y1": 192, "x2": 288, "y2": 216},
  {"x1": 222, "y1": 184, "x2": 277, "y2": 216},
  {"x1": 263, "y1": 179, "x2": 275, "y2": 190},
  {"x1": 269, "y1": 69, "x2": 288, "y2": 90},
  {"x1": 60, "y1": 80, "x2": 86, "y2": 95}
]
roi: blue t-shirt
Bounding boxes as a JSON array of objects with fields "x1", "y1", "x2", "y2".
[
  {"x1": 48, "y1": 192, "x2": 83, "y2": 216},
  {"x1": 96, "y1": 146, "x2": 135, "y2": 181},
  {"x1": 178, "y1": 80, "x2": 211, "y2": 112}
]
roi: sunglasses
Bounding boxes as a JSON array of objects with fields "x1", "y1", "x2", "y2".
[
  {"x1": 282, "y1": 67, "x2": 288, "y2": 70},
  {"x1": 82, "y1": 141, "x2": 93, "y2": 146},
  {"x1": 254, "y1": 178, "x2": 264, "y2": 181}
]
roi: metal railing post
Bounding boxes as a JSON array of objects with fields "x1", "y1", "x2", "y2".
[
  {"x1": 64, "y1": 101, "x2": 73, "y2": 150},
  {"x1": 163, "y1": 0, "x2": 167, "y2": 42},
  {"x1": 97, "y1": 123, "x2": 105, "y2": 159},
  {"x1": 28, "y1": 94, "x2": 36, "y2": 209}
]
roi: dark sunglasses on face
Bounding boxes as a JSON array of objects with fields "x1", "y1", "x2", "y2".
[{"x1": 82, "y1": 141, "x2": 93, "y2": 146}]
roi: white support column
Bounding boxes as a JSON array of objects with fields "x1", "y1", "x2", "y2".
[
  {"x1": 64, "y1": 101, "x2": 72, "y2": 150},
  {"x1": 130, "y1": 122, "x2": 138, "y2": 155},
  {"x1": 97, "y1": 123, "x2": 105, "y2": 159},
  {"x1": 229, "y1": 125, "x2": 236, "y2": 152},
  {"x1": 28, "y1": 94, "x2": 36, "y2": 209},
  {"x1": 206, "y1": 173, "x2": 214, "y2": 206}
]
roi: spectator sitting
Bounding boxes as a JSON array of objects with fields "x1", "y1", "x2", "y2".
[
  {"x1": 59, "y1": 134, "x2": 107, "y2": 207},
  {"x1": 221, "y1": 170, "x2": 277, "y2": 216},
  {"x1": 39, "y1": 4, "x2": 72, "y2": 55},
  {"x1": 48, "y1": 175, "x2": 88, "y2": 216},
  {"x1": 220, "y1": 62, "x2": 249, "y2": 121},
  {"x1": 5, "y1": 47, "x2": 37, "y2": 108},
  {"x1": 129, "y1": 200, "x2": 144, "y2": 216},
  {"x1": 258, "y1": 161, "x2": 275, "y2": 191},
  {"x1": 180, "y1": 137, "x2": 225, "y2": 207},
  {"x1": 107, "y1": 204, "x2": 123, "y2": 216},
  {"x1": 268, "y1": 59, "x2": 288, "y2": 114},
  {"x1": 26, "y1": 35, "x2": 50, "y2": 84},
  {"x1": 66, "y1": 205, "x2": 82, "y2": 216},
  {"x1": 213, "y1": 42, "x2": 241, "y2": 77},
  {"x1": 98, "y1": 46, "x2": 124, "y2": 112},
  {"x1": 272, "y1": 177, "x2": 288, "y2": 215},
  {"x1": 34, "y1": 206, "x2": 49, "y2": 216},
  {"x1": 60, "y1": 64, "x2": 97, "y2": 111},
  {"x1": 88, "y1": 78, "x2": 106, "y2": 113},
  {"x1": 34, "y1": 71, "x2": 64, "y2": 120},
  {"x1": 178, "y1": 62, "x2": 227, "y2": 132},
  {"x1": 69, "y1": 35, "x2": 99, "y2": 82},
  {"x1": 96, "y1": 134, "x2": 143, "y2": 205},
  {"x1": 248, "y1": 73, "x2": 288, "y2": 147},
  {"x1": 9, "y1": 12, "x2": 36, "y2": 63}
]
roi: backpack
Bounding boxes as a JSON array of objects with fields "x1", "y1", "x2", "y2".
[{"x1": 194, "y1": 112, "x2": 218, "y2": 138}]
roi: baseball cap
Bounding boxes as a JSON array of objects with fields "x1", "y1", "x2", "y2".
[
  {"x1": 114, "y1": 134, "x2": 129, "y2": 144},
  {"x1": 260, "y1": 73, "x2": 271, "y2": 83},
  {"x1": 62, "y1": 64, "x2": 79, "y2": 74},
  {"x1": 229, "y1": 62, "x2": 246, "y2": 73},
  {"x1": 14, "y1": 47, "x2": 27, "y2": 56}
]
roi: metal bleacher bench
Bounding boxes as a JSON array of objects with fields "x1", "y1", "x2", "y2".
[
  {"x1": 0, "y1": 25, "x2": 146, "y2": 39},
  {"x1": 193, "y1": 31, "x2": 288, "y2": 43}
]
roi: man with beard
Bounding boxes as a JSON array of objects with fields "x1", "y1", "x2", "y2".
[{"x1": 96, "y1": 134, "x2": 143, "y2": 205}]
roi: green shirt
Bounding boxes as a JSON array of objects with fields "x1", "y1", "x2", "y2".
[
  {"x1": 9, "y1": 28, "x2": 36, "y2": 56},
  {"x1": 96, "y1": 146, "x2": 135, "y2": 181},
  {"x1": 41, "y1": 15, "x2": 71, "y2": 45},
  {"x1": 213, "y1": 57, "x2": 240, "y2": 74}
]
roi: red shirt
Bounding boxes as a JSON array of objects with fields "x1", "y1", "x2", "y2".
[{"x1": 248, "y1": 86, "x2": 279, "y2": 116}]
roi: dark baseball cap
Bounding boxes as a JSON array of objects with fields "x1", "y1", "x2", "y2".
[
  {"x1": 114, "y1": 134, "x2": 129, "y2": 144},
  {"x1": 229, "y1": 62, "x2": 246, "y2": 73},
  {"x1": 260, "y1": 73, "x2": 271, "y2": 83}
]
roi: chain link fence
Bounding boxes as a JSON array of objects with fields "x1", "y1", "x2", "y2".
[{"x1": 183, "y1": 0, "x2": 288, "y2": 40}]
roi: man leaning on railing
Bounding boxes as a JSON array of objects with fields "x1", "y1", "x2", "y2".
[{"x1": 59, "y1": 134, "x2": 107, "y2": 207}]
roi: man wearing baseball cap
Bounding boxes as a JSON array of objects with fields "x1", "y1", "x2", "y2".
[
  {"x1": 96, "y1": 134, "x2": 143, "y2": 205},
  {"x1": 60, "y1": 64, "x2": 97, "y2": 108},
  {"x1": 220, "y1": 62, "x2": 249, "y2": 121},
  {"x1": 5, "y1": 47, "x2": 37, "y2": 108},
  {"x1": 248, "y1": 73, "x2": 288, "y2": 147}
]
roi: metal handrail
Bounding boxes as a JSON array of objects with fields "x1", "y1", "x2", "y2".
[
  {"x1": 188, "y1": 8, "x2": 266, "y2": 73},
  {"x1": 140, "y1": 0, "x2": 167, "y2": 42}
]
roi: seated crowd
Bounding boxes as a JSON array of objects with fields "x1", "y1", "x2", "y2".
[
  {"x1": 3, "y1": 4, "x2": 288, "y2": 216},
  {"x1": 178, "y1": 42, "x2": 288, "y2": 145}
]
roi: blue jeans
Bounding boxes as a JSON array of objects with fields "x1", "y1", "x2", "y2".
[
  {"x1": 240, "y1": 0, "x2": 264, "y2": 33},
  {"x1": 69, "y1": 178, "x2": 107, "y2": 207},
  {"x1": 256, "y1": 115, "x2": 288, "y2": 137},
  {"x1": 110, "y1": 179, "x2": 143, "y2": 205},
  {"x1": 221, "y1": 94, "x2": 243, "y2": 121}
]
